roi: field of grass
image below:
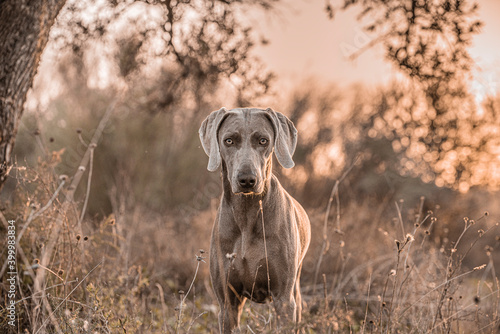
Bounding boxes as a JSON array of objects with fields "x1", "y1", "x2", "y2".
[{"x1": 1, "y1": 124, "x2": 499, "y2": 333}]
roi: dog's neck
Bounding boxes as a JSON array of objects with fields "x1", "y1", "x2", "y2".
[{"x1": 220, "y1": 158, "x2": 274, "y2": 225}]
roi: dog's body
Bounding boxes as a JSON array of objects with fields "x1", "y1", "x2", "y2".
[{"x1": 199, "y1": 108, "x2": 311, "y2": 333}]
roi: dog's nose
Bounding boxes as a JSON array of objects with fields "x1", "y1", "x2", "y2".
[{"x1": 238, "y1": 173, "x2": 256, "y2": 189}]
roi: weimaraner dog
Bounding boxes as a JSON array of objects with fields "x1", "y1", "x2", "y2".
[{"x1": 199, "y1": 107, "x2": 311, "y2": 333}]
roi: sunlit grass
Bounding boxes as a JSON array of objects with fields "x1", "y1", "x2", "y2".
[{"x1": 1, "y1": 129, "x2": 499, "y2": 333}]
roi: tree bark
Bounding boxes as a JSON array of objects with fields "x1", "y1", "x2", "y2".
[{"x1": 0, "y1": 0, "x2": 66, "y2": 192}]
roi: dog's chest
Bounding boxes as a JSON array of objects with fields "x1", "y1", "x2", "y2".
[
  {"x1": 229, "y1": 234, "x2": 274, "y2": 302},
  {"x1": 233, "y1": 232, "x2": 266, "y2": 273}
]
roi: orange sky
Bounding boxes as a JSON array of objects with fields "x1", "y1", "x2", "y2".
[{"x1": 255, "y1": 0, "x2": 500, "y2": 96}]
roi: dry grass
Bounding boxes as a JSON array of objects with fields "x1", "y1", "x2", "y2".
[{"x1": 1, "y1": 122, "x2": 500, "y2": 334}]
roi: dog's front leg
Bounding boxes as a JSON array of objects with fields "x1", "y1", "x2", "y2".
[
  {"x1": 274, "y1": 294, "x2": 297, "y2": 331},
  {"x1": 218, "y1": 290, "x2": 246, "y2": 334}
]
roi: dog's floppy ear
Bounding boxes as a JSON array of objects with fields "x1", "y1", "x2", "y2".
[
  {"x1": 264, "y1": 108, "x2": 297, "y2": 168},
  {"x1": 199, "y1": 107, "x2": 228, "y2": 171}
]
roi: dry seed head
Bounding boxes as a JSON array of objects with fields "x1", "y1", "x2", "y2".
[
  {"x1": 414, "y1": 223, "x2": 420, "y2": 227},
  {"x1": 382, "y1": 302, "x2": 387, "y2": 307},
  {"x1": 474, "y1": 295, "x2": 480, "y2": 304},
  {"x1": 484, "y1": 211, "x2": 489, "y2": 216},
  {"x1": 431, "y1": 217, "x2": 437, "y2": 223},
  {"x1": 34, "y1": 258, "x2": 40, "y2": 264},
  {"x1": 405, "y1": 233, "x2": 414, "y2": 242},
  {"x1": 425, "y1": 230, "x2": 430, "y2": 235},
  {"x1": 427, "y1": 210, "x2": 433, "y2": 215},
  {"x1": 473, "y1": 264, "x2": 486, "y2": 271},
  {"x1": 89, "y1": 143, "x2": 97, "y2": 149},
  {"x1": 49, "y1": 137, "x2": 54, "y2": 143},
  {"x1": 58, "y1": 269, "x2": 64, "y2": 276},
  {"x1": 83, "y1": 236, "x2": 89, "y2": 241},
  {"x1": 76, "y1": 128, "x2": 82, "y2": 134},
  {"x1": 178, "y1": 290, "x2": 185, "y2": 295},
  {"x1": 495, "y1": 236, "x2": 500, "y2": 241},
  {"x1": 339, "y1": 240, "x2": 345, "y2": 248},
  {"x1": 34, "y1": 129, "x2": 41, "y2": 136},
  {"x1": 76, "y1": 234, "x2": 81, "y2": 241},
  {"x1": 389, "y1": 269, "x2": 396, "y2": 276},
  {"x1": 59, "y1": 174, "x2": 68, "y2": 181},
  {"x1": 199, "y1": 249, "x2": 205, "y2": 254},
  {"x1": 478, "y1": 229, "x2": 484, "y2": 237},
  {"x1": 78, "y1": 166, "x2": 86, "y2": 172}
]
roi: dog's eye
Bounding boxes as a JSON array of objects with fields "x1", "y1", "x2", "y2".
[
  {"x1": 225, "y1": 138, "x2": 233, "y2": 145},
  {"x1": 259, "y1": 138, "x2": 268, "y2": 145}
]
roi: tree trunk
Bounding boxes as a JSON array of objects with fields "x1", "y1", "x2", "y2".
[{"x1": 0, "y1": 0, "x2": 66, "y2": 192}]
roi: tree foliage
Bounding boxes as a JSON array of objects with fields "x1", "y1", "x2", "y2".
[
  {"x1": 327, "y1": 0, "x2": 500, "y2": 192},
  {"x1": 55, "y1": 0, "x2": 277, "y2": 109}
]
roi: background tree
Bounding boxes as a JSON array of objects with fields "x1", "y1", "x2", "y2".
[
  {"x1": 0, "y1": 0, "x2": 277, "y2": 193},
  {"x1": 325, "y1": 0, "x2": 499, "y2": 192},
  {"x1": 0, "y1": 0, "x2": 67, "y2": 191}
]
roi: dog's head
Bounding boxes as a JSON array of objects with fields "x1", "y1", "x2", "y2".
[{"x1": 199, "y1": 107, "x2": 297, "y2": 195}]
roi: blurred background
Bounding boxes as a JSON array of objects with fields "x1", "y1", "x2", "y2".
[
  {"x1": 2, "y1": 0, "x2": 500, "y2": 332},
  {"x1": 6, "y1": 0, "x2": 500, "y2": 217}
]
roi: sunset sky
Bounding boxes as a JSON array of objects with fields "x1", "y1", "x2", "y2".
[{"x1": 255, "y1": 0, "x2": 500, "y2": 99}]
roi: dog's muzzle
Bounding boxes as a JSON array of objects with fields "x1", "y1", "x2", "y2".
[{"x1": 236, "y1": 171, "x2": 259, "y2": 194}]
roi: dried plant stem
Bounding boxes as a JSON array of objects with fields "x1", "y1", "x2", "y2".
[
  {"x1": 378, "y1": 274, "x2": 390, "y2": 330},
  {"x1": 361, "y1": 273, "x2": 372, "y2": 334},
  {"x1": 34, "y1": 261, "x2": 102, "y2": 334},
  {"x1": 312, "y1": 156, "x2": 359, "y2": 294},
  {"x1": 431, "y1": 288, "x2": 500, "y2": 332},
  {"x1": 313, "y1": 179, "x2": 338, "y2": 294},
  {"x1": 259, "y1": 200, "x2": 271, "y2": 298},
  {"x1": 31, "y1": 97, "x2": 118, "y2": 331},
  {"x1": 155, "y1": 283, "x2": 168, "y2": 333},
  {"x1": 395, "y1": 201, "x2": 405, "y2": 238},
  {"x1": 398, "y1": 266, "x2": 486, "y2": 320},
  {"x1": 78, "y1": 147, "x2": 95, "y2": 228},
  {"x1": 176, "y1": 257, "x2": 202, "y2": 332},
  {"x1": 385, "y1": 251, "x2": 401, "y2": 333},
  {"x1": 323, "y1": 273, "x2": 328, "y2": 313},
  {"x1": 259, "y1": 200, "x2": 272, "y2": 325}
]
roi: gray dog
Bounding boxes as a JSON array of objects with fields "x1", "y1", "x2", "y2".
[{"x1": 199, "y1": 107, "x2": 311, "y2": 333}]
